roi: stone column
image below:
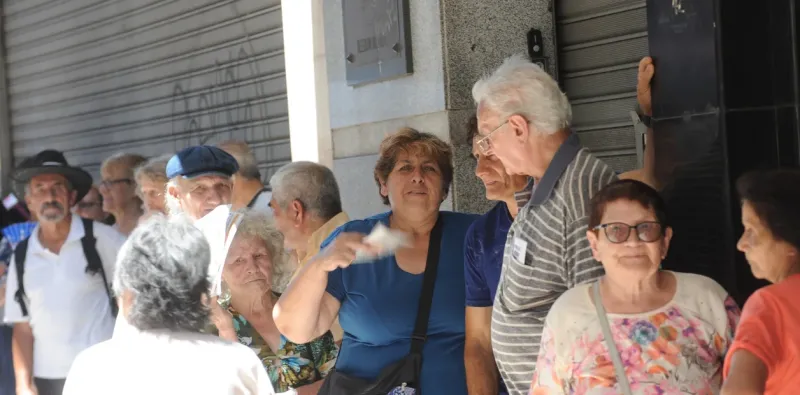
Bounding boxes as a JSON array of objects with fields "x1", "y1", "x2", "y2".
[{"x1": 441, "y1": 0, "x2": 558, "y2": 214}]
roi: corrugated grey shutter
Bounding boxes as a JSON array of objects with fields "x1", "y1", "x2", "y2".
[
  {"x1": 2, "y1": 0, "x2": 290, "y2": 184},
  {"x1": 556, "y1": 0, "x2": 648, "y2": 172}
]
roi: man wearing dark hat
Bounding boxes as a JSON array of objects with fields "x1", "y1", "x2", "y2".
[
  {"x1": 164, "y1": 145, "x2": 238, "y2": 221},
  {"x1": 2, "y1": 150, "x2": 126, "y2": 395}
]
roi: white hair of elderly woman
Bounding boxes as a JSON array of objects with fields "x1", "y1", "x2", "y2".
[
  {"x1": 229, "y1": 208, "x2": 294, "y2": 293},
  {"x1": 113, "y1": 215, "x2": 211, "y2": 332},
  {"x1": 472, "y1": 53, "x2": 572, "y2": 135}
]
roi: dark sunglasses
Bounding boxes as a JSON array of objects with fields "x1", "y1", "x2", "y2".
[
  {"x1": 594, "y1": 221, "x2": 663, "y2": 243},
  {"x1": 77, "y1": 201, "x2": 102, "y2": 210},
  {"x1": 99, "y1": 178, "x2": 133, "y2": 189}
]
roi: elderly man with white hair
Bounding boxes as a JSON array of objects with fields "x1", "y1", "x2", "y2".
[
  {"x1": 63, "y1": 216, "x2": 275, "y2": 395},
  {"x1": 472, "y1": 54, "x2": 617, "y2": 394}
]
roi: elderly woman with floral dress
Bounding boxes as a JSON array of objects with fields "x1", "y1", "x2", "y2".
[
  {"x1": 531, "y1": 180, "x2": 741, "y2": 394},
  {"x1": 213, "y1": 209, "x2": 338, "y2": 394}
]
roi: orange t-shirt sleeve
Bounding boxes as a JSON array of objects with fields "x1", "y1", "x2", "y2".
[{"x1": 724, "y1": 289, "x2": 783, "y2": 378}]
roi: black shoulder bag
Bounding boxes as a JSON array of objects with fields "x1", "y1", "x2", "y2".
[{"x1": 318, "y1": 215, "x2": 444, "y2": 395}]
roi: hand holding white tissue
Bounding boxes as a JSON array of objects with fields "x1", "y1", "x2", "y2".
[{"x1": 353, "y1": 223, "x2": 409, "y2": 263}]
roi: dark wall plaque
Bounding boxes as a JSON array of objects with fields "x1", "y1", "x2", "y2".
[{"x1": 342, "y1": 0, "x2": 413, "y2": 86}]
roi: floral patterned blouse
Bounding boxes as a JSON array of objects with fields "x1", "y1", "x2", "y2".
[
  {"x1": 224, "y1": 298, "x2": 339, "y2": 392},
  {"x1": 531, "y1": 272, "x2": 741, "y2": 395}
]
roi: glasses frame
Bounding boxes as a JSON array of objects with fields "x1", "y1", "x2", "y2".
[
  {"x1": 476, "y1": 120, "x2": 509, "y2": 154},
  {"x1": 593, "y1": 221, "x2": 664, "y2": 244},
  {"x1": 77, "y1": 201, "x2": 102, "y2": 210}
]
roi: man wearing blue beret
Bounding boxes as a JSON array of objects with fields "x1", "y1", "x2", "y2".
[
  {"x1": 113, "y1": 145, "x2": 238, "y2": 340},
  {"x1": 164, "y1": 145, "x2": 239, "y2": 221}
]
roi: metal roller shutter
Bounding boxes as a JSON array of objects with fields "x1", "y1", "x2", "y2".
[
  {"x1": 2, "y1": 0, "x2": 290, "y2": 184},
  {"x1": 556, "y1": 0, "x2": 649, "y2": 173}
]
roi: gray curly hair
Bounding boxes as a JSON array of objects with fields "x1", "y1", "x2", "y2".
[
  {"x1": 113, "y1": 215, "x2": 211, "y2": 332},
  {"x1": 231, "y1": 209, "x2": 294, "y2": 293}
]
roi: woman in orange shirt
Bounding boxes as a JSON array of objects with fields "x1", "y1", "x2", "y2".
[{"x1": 722, "y1": 169, "x2": 800, "y2": 395}]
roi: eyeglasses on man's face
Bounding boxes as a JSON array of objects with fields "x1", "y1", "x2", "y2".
[
  {"x1": 99, "y1": 178, "x2": 132, "y2": 189},
  {"x1": 476, "y1": 120, "x2": 509, "y2": 154},
  {"x1": 77, "y1": 201, "x2": 102, "y2": 210}
]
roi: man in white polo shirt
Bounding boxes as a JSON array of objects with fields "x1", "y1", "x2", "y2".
[{"x1": 3, "y1": 150, "x2": 126, "y2": 395}]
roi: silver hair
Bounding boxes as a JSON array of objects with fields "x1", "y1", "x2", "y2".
[
  {"x1": 112, "y1": 215, "x2": 211, "y2": 332},
  {"x1": 134, "y1": 154, "x2": 171, "y2": 185},
  {"x1": 269, "y1": 161, "x2": 342, "y2": 221},
  {"x1": 216, "y1": 140, "x2": 261, "y2": 181},
  {"x1": 101, "y1": 152, "x2": 147, "y2": 179},
  {"x1": 165, "y1": 178, "x2": 183, "y2": 217},
  {"x1": 472, "y1": 53, "x2": 572, "y2": 134},
  {"x1": 231, "y1": 209, "x2": 293, "y2": 293}
]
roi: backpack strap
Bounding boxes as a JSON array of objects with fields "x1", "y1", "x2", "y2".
[
  {"x1": 13, "y1": 238, "x2": 29, "y2": 317},
  {"x1": 80, "y1": 218, "x2": 118, "y2": 317}
]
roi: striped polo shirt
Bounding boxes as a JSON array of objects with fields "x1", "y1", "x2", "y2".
[{"x1": 491, "y1": 134, "x2": 617, "y2": 394}]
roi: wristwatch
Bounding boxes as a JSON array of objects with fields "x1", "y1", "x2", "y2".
[{"x1": 635, "y1": 104, "x2": 653, "y2": 129}]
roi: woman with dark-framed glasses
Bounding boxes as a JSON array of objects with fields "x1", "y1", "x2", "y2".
[{"x1": 530, "y1": 180, "x2": 741, "y2": 395}]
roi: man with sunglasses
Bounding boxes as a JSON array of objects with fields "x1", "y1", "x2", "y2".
[
  {"x1": 471, "y1": 55, "x2": 617, "y2": 394},
  {"x1": 74, "y1": 186, "x2": 113, "y2": 225}
]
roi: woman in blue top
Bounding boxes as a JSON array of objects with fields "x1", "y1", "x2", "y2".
[{"x1": 275, "y1": 128, "x2": 477, "y2": 394}]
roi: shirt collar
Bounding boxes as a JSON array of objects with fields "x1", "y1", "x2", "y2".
[
  {"x1": 529, "y1": 133, "x2": 582, "y2": 206},
  {"x1": 246, "y1": 188, "x2": 269, "y2": 209},
  {"x1": 28, "y1": 213, "x2": 84, "y2": 255},
  {"x1": 514, "y1": 178, "x2": 535, "y2": 208},
  {"x1": 297, "y1": 212, "x2": 350, "y2": 266}
]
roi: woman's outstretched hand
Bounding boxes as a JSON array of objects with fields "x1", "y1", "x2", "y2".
[{"x1": 314, "y1": 232, "x2": 382, "y2": 272}]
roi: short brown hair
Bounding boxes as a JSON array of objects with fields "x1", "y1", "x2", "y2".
[
  {"x1": 373, "y1": 128, "x2": 453, "y2": 205},
  {"x1": 588, "y1": 179, "x2": 669, "y2": 231}
]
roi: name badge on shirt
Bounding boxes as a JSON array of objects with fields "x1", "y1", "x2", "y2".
[{"x1": 511, "y1": 236, "x2": 527, "y2": 263}]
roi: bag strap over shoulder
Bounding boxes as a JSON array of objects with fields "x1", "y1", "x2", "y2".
[
  {"x1": 80, "y1": 218, "x2": 118, "y2": 317},
  {"x1": 592, "y1": 281, "x2": 633, "y2": 395},
  {"x1": 409, "y1": 214, "x2": 444, "y2": 355},
  {"x1": 13, "y1": 238, "x2": 30, "y2": 316}
]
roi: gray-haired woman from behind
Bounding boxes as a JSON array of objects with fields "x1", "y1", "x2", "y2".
[{"x1": 63, "y1": 216, "x2": 275, "y2": 395}]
